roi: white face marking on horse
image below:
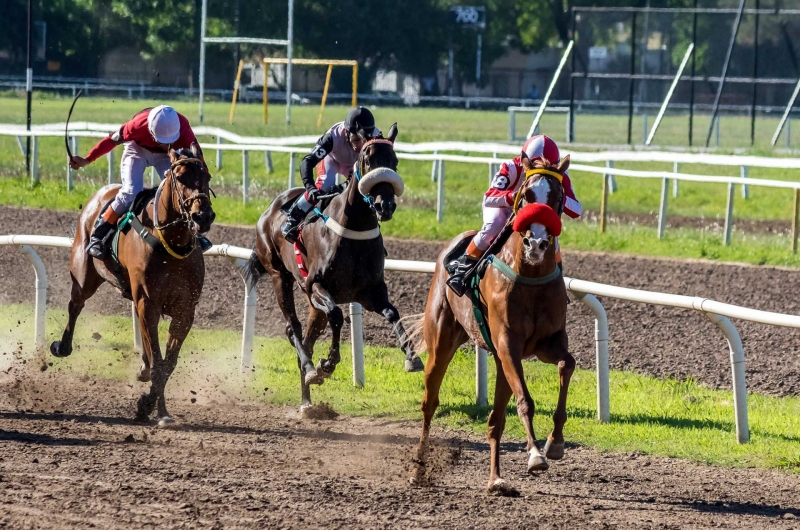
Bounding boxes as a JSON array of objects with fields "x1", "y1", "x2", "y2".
[
  {"x1": 528, "y1": 222, "x2": 548, "y2": 241},
  {"x1": 530, "y1": 178, "x2": 551, "y2": 205},
  {"x1": 523, "y1": 222, "x2": 549, "y2": 263}
]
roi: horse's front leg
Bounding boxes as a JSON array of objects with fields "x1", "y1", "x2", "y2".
[
  {"x1": 302, "y1": 307, "x2": 334, "y2": 377},
  {"x1": 152, "y1": 308, "x2": 195, "y2": 428},
  {"x1": 363, "y1": 288, "x2": 424, "y2": 372},
  {"x1": 134, "y1": 297, "x2": 162, "y2": 422},
  {"x1": 309, "y1": 283, "x2": 343, "y2": 381}
]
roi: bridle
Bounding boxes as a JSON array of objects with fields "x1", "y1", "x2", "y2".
[
  {"x1": 353, "y1": 138, "x2": 396, "y2": 213},
  {"x1": 513, "y1": 168, "x2": 565, "y2": 247},
  {"x1": 153, "y1": 157, "x2": 213, "y2": 258}
]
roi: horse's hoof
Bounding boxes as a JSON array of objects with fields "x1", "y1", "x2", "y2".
[
  {"x1": 137, "y1": 364, "x2": 151, "y2": 383},
  {"x1": 405, "y1": 357, "x2": 424, "y2": 373},
  {"x1": 50, "y1": 341, "x2": 71, "y2": 358},
  {"x1": 157, "y1": 416, "x2": 177, "y2": 429},
  {"x1": 304, "y1": 369, "x2": 324, "y2": 386},
  {"x1": 487, "y1": 478, "x2": 517, "y2": 496},
  {"x1": 544, "y1": 438, "x2": 565, "y2": 461},
  {"x1": 316, "y1": 360, "x2": 334, "y2": 378},
  {"x1": 527, "y1": 452, "x2": 549, "y2": 473}
]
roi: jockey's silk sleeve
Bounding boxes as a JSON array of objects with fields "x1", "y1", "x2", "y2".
[
  {"x1": 85, "y1": 127, "x2": 124, "y2": 162},
  {"x1": 300, "y1": 131, "x2": 334, "y2": 191},
  {"x1": 562, "y1": 173, "x2": 582, "y2": 219}
]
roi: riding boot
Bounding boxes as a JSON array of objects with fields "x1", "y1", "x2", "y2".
[
  {"x1": 446, "y1": 254, "x2": 479, "y2": 297},
  {"x1": 86, "y1": 209, "x2": 120, "y2": 259},
  {"x1": 198, "y1": 236, "x2": 213, "y2": 252},
  {"x1": 281, "y1": 196, "x2": 314, "y2": 244}
]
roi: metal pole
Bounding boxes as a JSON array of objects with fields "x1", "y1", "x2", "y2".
[
  {"x1": 528, "y1": 40, "x2": 574, "y2": 138},
  {"x1": 771, "y1": 77, "x2": 800, "y2": 146},
  {"x1": 627, "y1": 12, "x2": 637, "y2": 145},
  {"x1": 431, "y1": 151, "x2": 439, "y2": 183},
  {"x1": 286, "y1": 0, "x2": 294, "y2": 125},
  {"x1": 673, "y1": 161, "x2": 679, "y2": 197},
  {"x1": 476, "y1": 33, "x2": 482, "y2": 96},
  {"x1": 704, "y1": 313, "x2": 749, "y2": 444},
  {"x1": 475, "y1": 345, "x2": 488, "y2": 407},
  {"x1": 689, "y1": 0, "x2": 698, "y2": 146},
  {"x1": 25, "y1": 0, "x2": 32, "y2": 176},
  {"x1": 448, "y1": 47, "x2": 454, "y2": 99},
  {"x1": 216, "y1": 136, "x2": 223, "y2": 169},
  {"x1": 199, "y1": 0, "x2": 207, "y2": 122},
  {"x1": 572, "y1": 293, "x2": 609, "y2": 423},
  {"x1": 288, "y1": 152, "x2": 296, "y2": 188},
  {"x1": 242, "y1": 150, "x2": 249, "y2": 205},
  {"x1": 724, "y1": 182, "x2": 734, "y2": 246},
  {"x1": 107, "y1": 150, "x2": 115, "y2": 184},
  {"x1": 437, "y1": 160, "x2": 445, "y2": 223},
  {"x1": 741, "y1": 166, "x2": 749, "y2": 199},
  {"x1": 793, "y1": 189, "x2": 800, "y2": 254},
  {"x1": 706, "y1": 0, "x2": 747, "y2": 148},
  {"x1": 350, "y1": 303, "x2": 365, "y2": 388},
  {"x1": 30, "y1": 136, "x2": 38, "y2": 185},
  {"x1": 600, "y1": 169, "x2": 609, "y2": 233},
  {"x1": 265, "y1": 151, "x2": 273, "y2": 174},
  {"x1": 646, "y1": 43, "x2": 694, "y2": 146},
  {"x1": 750, "y1": 0, "x2": 760, "y2": 147},
  {"x1": 658, "y1": 177, "x2": 669, "y2": 239},
  {"x1": 19, "y1": 245, "x2": 47, "y2": 350},
  {"x1": 568, "y1": 8, "x2": 577, "y2": 143}
]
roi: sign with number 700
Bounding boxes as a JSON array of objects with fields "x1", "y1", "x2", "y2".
[{"x1": 449, "y1": 6, "x2": 486, "y2": 29}]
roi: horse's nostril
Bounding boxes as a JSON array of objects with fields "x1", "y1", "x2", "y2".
[{"x1": 539, "y1": 241, "x2": 548, "y2": 251}]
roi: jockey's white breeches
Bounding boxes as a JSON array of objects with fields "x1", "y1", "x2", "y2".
[
  {"x1": 472, "y1": 205, "x2": 512, "y2": 251},
  {"x1": 110, "y1": 142, "x2": 171, "y2": 215}
]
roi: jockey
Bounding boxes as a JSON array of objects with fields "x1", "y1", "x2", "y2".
[
  {"x1": 447, "y1": 134, "x2": 582, "y2": 296},
  {"x1": 69, "y1": 105, "x2": 211, "y2": 259},
  {"x1": 281, "y1": 106, "x2": 382, "y2": 243}
]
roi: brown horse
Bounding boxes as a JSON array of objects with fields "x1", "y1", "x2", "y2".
[
  {"x1": 50, "y1": 146, "x2": 215, "y2": 426},
  {"x1": 247, "y1": 124, "x2": 422, "y2": 408},
  {"x1": 415, "y1": 156, "x2": 575, "y2": 493}
]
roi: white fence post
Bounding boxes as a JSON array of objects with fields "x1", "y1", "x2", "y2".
[
  {"x1": 132, "y1": 302, "x2": 142, "y2": 354},
  {"x1": 475, "y1": 345, "x2": 488, "y2": 407},
  {"x1": 431, "y1": 151, "x2": 439, "y2": 183},
  {"x1": 606, "y1": 160, "x2": 617, "y2": 194},
  {"x1": 107, "y1": 150, "x2": 115, "y2": 184},
  {"x1": 436, "y1": 159, "x2": 445, "y2": 223},
  {"x1": 741, "y1": 165, "x2": 749, "y2": 199},
  {"x1": 715, "y1": 115, "x2": 721, "y2": 147},
  {"x1": 508, "y1": 109, "x2": 516, "y2": 142},
  {"x1": 658, "y1": 177, "x2": 669, "y2": 239},
  {"x1": 288, "y1": 153, "x2": 296, "y2": 189},
  {"x1": 18, "y1": 245, "x2": 47, "y2": 350},
  {"x1": 216, "y1": 136, "x2": 223, "y2": 169},
  {"x1": 350, "y1": 303, "x2": 365, "y2": 388},
  {"x1": 704, "y1": 312, "x2": 749, "y2": 443},
  {"x1": 724, "y1": 182, "x2": 734, "y2": 246},
  {"x1": 642, "y1": 113, "x2": 648, "y2": 144},
  {"x1": 574, "y1": 292, "x2": 609, "y2": 423},
  {"x1": 265, "y1": 151, "x2": 273, "y2": 174},
  {"x1": 31, "y1": 136, "x2": 39, "y2": 185},
  {"x1": 672, "y1": 161, "x2": 679, "y2": 197},
  {"x1": 235, "y1": 257, "x2": 257, "y2": 373},
  {"x1": 150, "y1": 167, "x2": 157, "y2": 187},
  {"x1": 242, "y1": 150, "x2": 249, "y2": 205}
]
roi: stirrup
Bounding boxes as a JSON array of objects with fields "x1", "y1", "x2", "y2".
[
  {"x1": 86, "y1": 239, "x2": 107, "y2": 258},
  {"x1": 446, "y1": 274, "x2": 469, "y2": 297},
  {"x1": 281, "y1": 220, "x2": 301, "y2": 244}
]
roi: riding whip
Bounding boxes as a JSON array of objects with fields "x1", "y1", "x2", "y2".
[{"x1": 64, "y1": 89, "x2": 83, "y2": 161}]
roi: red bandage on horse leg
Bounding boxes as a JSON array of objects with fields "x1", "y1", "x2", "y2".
[{"x1": 102, "y1": 208, "x2": 121, "y2": 224}]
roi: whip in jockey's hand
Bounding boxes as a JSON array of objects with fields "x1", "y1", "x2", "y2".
[
  {"x1": 69, "y1": 105, "x2": 212, "y2": 259},
  {"x1": 446, "y1": 134, "x2": 583, "y2": 297},
  {"x1": 281, "y1": 106, "x2": 382, "y2": 243}
]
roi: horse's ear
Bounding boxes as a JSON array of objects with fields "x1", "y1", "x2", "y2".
[
  {"x1": 387, "y1": 122, "x2": 398, "y2": 144},
  {"x1": 169, "y1": 148, "x2": 179, "y2": 163},
  {"x1": 190, "y1": 142, "x2": 201, "y2": 159},
  {"x1": 521, "y1": 153, "x2": 533, "y2": 172},
  {"x1": 558, "y1": 154, "x2": 570, "y2": 174}
]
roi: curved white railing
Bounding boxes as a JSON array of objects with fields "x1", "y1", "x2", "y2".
[{"x1": 6, "y1": 233, "x2": 800, "y2": 443}]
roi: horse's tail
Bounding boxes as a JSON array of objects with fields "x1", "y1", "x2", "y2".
[
  {"x1": 244, "y1": 249, "x2": 266, "y2": 288},
  {"x1": 401, "y1": 313, "x2": 427, "y2": 358}
]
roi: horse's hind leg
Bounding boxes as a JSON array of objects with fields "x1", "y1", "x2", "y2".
[
  {"x1": 50, "y1": 268, "x2": 103, "y2": 358},
  {"x1": 152, "y1": 308, "x2": 195, "y2": 427},
  {"x1": 535, "y1": 330, "x2": 574, "y2": 461},
  {"x1": 362, "y1": 287, "x2": 423, "y2": 372}
]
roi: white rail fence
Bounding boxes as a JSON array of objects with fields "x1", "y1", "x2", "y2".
[
  {"x1": 6, "y1": 234, "x2": 800, "y2": 444},
  {"x1": 3, "y1": 123, "x2": 800, "y2": 247}
]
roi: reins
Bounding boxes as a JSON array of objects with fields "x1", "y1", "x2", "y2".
[{"x1": 153, "y1": 157, "x2": 210, "y2": 259}]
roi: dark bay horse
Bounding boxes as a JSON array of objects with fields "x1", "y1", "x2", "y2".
[
  {"x1": 51, "y1": 147, "x2": 215, "y2": 426},
  {"x1": 247, "y1": 124, "x2": 422, "y2": 408},
  {"x1": 415, "y1": 156, "x2": 575, "y2": 493}
]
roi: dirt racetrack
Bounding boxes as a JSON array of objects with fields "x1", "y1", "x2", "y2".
[
  {"x1": 4, "y1": 206, "x2": 800, "y2": 528},
  {"x1": 2, "y1": 206, "x2": 800, "y2": 397},
  {"x1": 1, "y1": 368, "x2": 800, "y2": 529}
]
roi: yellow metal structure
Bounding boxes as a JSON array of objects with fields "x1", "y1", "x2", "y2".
[
  {"x1": 229, "y1": 59, "x2": 244, "y2": 125},
  {"x1": 262, "y1": 58, "x2": 358, "y2": 125}
]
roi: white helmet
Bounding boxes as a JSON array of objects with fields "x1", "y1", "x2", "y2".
[{"x1": 147, "y1": 105, "x2": 180, "y2": 144}]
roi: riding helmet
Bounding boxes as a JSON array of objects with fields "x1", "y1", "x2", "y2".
[
  {"x1": 148, "y1": 105, "x2": 181, "y2": 144},
  {"x1": 345, "y1": 107, "x2": 376, "y2": 138},
  {"x1": 522, "y1": 134, "x2": 560, "y2": 165}
]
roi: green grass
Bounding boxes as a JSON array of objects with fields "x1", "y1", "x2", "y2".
[
  {"x1": 2, "y1": 95, "x2": 800, "y2": 266},
  {"x1": 3, "y1": 301, "x2": 800, "y2": 470}
]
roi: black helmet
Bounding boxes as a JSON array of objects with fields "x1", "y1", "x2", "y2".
[{"x1": 344, "y1": 107, "x2": 376, "y2": 138}]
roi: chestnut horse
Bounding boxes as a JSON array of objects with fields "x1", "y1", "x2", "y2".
[
  {"x1": 247, "y1": 125, "x2": 422, "y2": 408},
  {"x1": 50, "y1": 147, "x2": 215, "y2": 426},
  {"x1": 415, "y1": 156, "x2": 575, "y2": 493}
]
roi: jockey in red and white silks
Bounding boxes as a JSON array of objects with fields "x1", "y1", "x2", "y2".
[{"x1": 446, "y1": 134, "x2": 582, "y2": 295}]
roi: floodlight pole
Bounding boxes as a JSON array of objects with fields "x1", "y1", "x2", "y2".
[
  {"x1": 646, "y1": 43, "x2": 693, "y2": 146},
  {"x1": 568, "y1": 8, "x2": 577, "y2": 143},
  {"x1": 198, "y1": 0, "x2": 207, "y2": 123},
  {"x1": 688, "y1": 0, "x2": 698, "y2": 146},
  {"x1": 749, "y1": 0, "x2": 760, "y2": 147},
  {"x1": 25, "y1": 0, "x2": 32, "y2": 176},
  {"x1": 627, "y1": 11, "x2": 637, "y2": 145},
  {"x1": 771, "y1": 77, "x2": 800, "y2": 146},
  {"x1": 527, "y1": 40, "x2": 574, "y2": 139},
  {"x1": 705, "y1": 0, "x2": 747, "y2": 148}
]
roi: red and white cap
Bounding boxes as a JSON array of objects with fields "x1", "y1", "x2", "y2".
[{"x1": 522, "y1": 134, "x2": 560, "y2": 164}]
